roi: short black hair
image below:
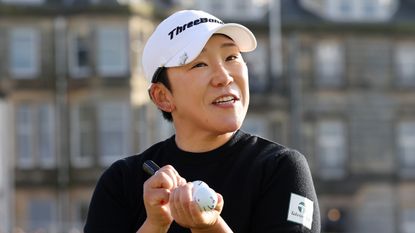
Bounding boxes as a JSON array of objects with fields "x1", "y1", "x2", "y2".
[{"x1": 153, "y1": 67, "x2": 173, "y2": 122}]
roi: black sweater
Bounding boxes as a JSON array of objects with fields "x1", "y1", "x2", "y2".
[{"x1": 84, "y1": 130, "x2": 321, "y2": 233}]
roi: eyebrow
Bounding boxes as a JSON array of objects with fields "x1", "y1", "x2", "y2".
[
  {"x1": 200, "y1": 42, "x2": 238, "y2": 53},
  {"x1": 221, "y1": 42, "x2": 238, "y2": 48}
]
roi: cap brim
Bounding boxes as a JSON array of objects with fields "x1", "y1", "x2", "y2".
[
  {"x1": 164, "y1": 23, "x2": 257, "y2": 68},
  {"x1": 216, "y1": 23, "x2": 257, "y2": 52}
]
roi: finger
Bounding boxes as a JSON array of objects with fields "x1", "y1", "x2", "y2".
[
  {"x1": 189, "y1": 200, "x2": 203, "y2": 221},
  {"x1": 215, "y1": 193, "x2": 224, "y2": 212},
  {"x1": 179, "y1": 183, "x2": 193, "y2": 212},
  {"x1": 179, "y1": 177, "x2": 187, "y2": 186},
  {"x1": 170, "y1": 185, "x2": 187, "y2": 217},
  {"x1": 165, "y1": 166, "x2": 187, "y2": 187},
  {"x1": 154, "y1": 165, "x2": 185, "y2": 189},
  {"x1": 147, "y1": 169, "x2": 175, "y2": 189},
  {"x1": 144, "y1": 186, "x2": 171, "y2": 206},
  {"x1": 188, "y1": 192, "x2": 223, "y2": 225},
  {"x1": 148, "y1": 173, "x2": 172, "y2": 189},
  {"x1": 156, "y1": 189, "x2": 171, "y2": 206},
  {"x1": 160, "y1": 165, "x2": 177, "y2": 186},
  {"x1": 188, "y1": 198, "x2": 220, "y2": 227},
  {"x1": 172, "y1": 184, "x2": 192, "y2": 213}
]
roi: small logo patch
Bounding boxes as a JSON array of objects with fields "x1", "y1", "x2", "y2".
[
  {"x1": 287, "y1": 193, "x2": 313, "y2": 229},
  {"x1": 179, "y1": 53, "x2": 188, "y2": 65},
  {"x1": 298, "y1": 201, "x2": 305, "y2": 213}
]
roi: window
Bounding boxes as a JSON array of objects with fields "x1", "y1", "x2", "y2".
[
  {"x1": 316, "y1": 120, "x2": 347, "y2": 179},
  {"x1": 28, "y1": 199, "x2": 56, "y2": 232},
  {"x1": 196, "y1": 0, "x2": 223, "y2": 14},
  {"x1": 395, "y1": 43, "x2": 415, "y2": 87},
  {"x1": 242, "y1": 115, "x2": 267, "y2": 138},
  {"x1": 315, "y1": 40, "x2": 344, "y2": 88},
  {"x1": 397, "y1": 121, "x2": 415, "y2": 177},
  {"x1": 69, "y1": 32, "x2": 90, "y2": 77},
  {"x1": 9, "y1": 28, "x2": 39, "y2": 78},
  {"x1": 326, "y1": 0, "x2": 396, "y2": 21},
  {"x1": 38, "y1": 104, "x2": 55, "y2": 168},
  {"x1": 98, "y1": 101, "x2": 130, "y2": 166},
  {"x1": 16, "y1": 103, "x2": 55, "y2": 168},
  {"x1": 76, "y1": 201, "x2": 89, "y2": 224},
  {"x1": 71, "y1": 103, "x2": 94, "y2": 167},
  {"x1": 326, "y1": 0, "x2": 353, "y2": 19},
  {"x1": 270, "y1": 120, "x2": 285, "y2": 144},
  {"x1": 117, "y1": 0, "x2": 144, "y2": 4},
  {"x1": 136, "y1": 105, "x2": 150, "y2": 152},
  {"x1": 70, "y1": 200, "x2": 89, "y2": 231},
  {"x1": 195, "y1": 0, "x2": 266, "y2": 19},
  {"x1": 235, "y1": 0, "x2": 250, "y2": 12},
  {"x1": 97, "y1": 27, "x2": 128, "y2": 76},
  {"x1": 339, "y1": 0, "x2": 352, "y2": 16},
  {"x1": 2, "y1": 0, "x2": 44, "y2": 4},
  {"x1": 245, "y1": 40, "x2": 267, "y2": 92},
  {"x1": 16, "y1": 104, "x2": 34, "y2": 168},
  {"x1": 364, "y1": 0, "x2": 395, "y2": 19},
  {"x1": 234, "y1": 0, "x2": 268, "y2": 18},
  {"x1": 402, "y1": 208, "x2": 415, "y2": 233},
  {"x1": 71, "y1": 101, "x2": 131, "y2": 167},
  {"x1": 155, "y1": 113, "x2": 174, "y2": 142},
  {"x1": 363, "y1": 0, "x2": 376, "y2": 16}
]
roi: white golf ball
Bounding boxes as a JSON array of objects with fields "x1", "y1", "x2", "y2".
[
  {"x1": 192, "y1": 181, "x2": 218, "y2": 211},
  {"x1": 192, "y1": 180, "x2": 209, "y2": 190}
]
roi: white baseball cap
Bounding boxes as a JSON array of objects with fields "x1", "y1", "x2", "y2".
[{"x1": 142, "y1": 10, "x2": 257, "y2": 83}]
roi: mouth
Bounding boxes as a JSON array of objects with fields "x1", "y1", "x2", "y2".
[{"x1": 212, "y1": 95, "x2": 239, "y2": 105}]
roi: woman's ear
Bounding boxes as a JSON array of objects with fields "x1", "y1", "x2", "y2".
[{"x1": 148, "y1": 84, "x2": 175, "y2": 112}]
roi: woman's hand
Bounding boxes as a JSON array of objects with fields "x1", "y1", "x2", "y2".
[
  {"x1": 141, "y1": 165, "x2": 187, "y2": 232},
  {"x1": 139, "y1": 165, "x2": 231, "y2": 233},
  {"x1": 169, "y1": 182, "x2": 225, "y2": 231}
]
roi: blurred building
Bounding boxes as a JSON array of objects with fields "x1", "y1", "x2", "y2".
[
  {"x1": 280, "y1": 1, "x2": 415, "y2": 232},
  {"x1": 1, "y1": 0, "x2": 415, "y2": 233},
  {"x1": 0, "y1": 0, "x2": 175, "y2": 232},
  {"x1": 192, "y1": 0, "x2": 415, "y2": 233},
  {"x1": 0, "y1": 94, "x2": 12, "y2": 233}
]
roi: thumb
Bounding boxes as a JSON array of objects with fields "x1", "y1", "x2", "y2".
[{"x1": 215, "y1": 193, "x2": 224, "y2": 213}]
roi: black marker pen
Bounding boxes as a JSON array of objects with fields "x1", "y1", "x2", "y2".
[{"x1": 142, "y1": 160, "x2": 160, "y2": 176}]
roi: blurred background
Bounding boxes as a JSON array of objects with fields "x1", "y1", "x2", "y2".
[{"x1": 0, "y1": 0, "x2": 414, "y2": 232}]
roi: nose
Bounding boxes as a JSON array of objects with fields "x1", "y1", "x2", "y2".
[{"x1": 210, "y1": 63, "x2": 233, "y2": 87}]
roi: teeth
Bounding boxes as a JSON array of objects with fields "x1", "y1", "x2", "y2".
[{"x1": 214, "y1": 96, "x2": 235, "y2": 104}]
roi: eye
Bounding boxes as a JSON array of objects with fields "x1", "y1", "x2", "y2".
[
  {"x1": 226, "y1": 54, "x2": 240, "y2": 61},
  {"x1": 191, "y1": 62, "x2": 207, "y2": 69}
]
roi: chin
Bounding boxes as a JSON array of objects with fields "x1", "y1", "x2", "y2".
[{"x1": 214, "y1": 119, "x2": 243, "y2": 134}]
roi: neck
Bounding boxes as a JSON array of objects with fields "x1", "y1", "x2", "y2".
[{"x1": 174, "y1": 129, "x2": 236, "y2": 153}]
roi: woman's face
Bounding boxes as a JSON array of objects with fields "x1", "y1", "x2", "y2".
[{"x1": 167, "y1": 34, "x2": 250, "y2": 135}]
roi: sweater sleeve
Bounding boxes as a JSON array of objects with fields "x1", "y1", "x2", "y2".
[
  {"x1": 84, "y1": 159, "x2": 138, "y2": 233},
  {"x1": 251, "y1": 149, "x2": 321, "y2": 233}
]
